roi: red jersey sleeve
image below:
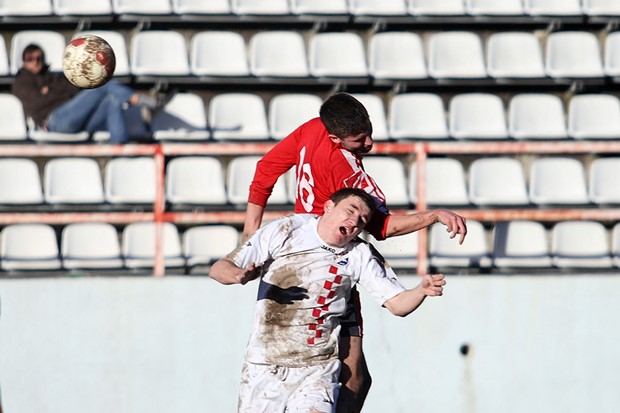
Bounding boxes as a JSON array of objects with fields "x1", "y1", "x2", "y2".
[{"x1": 248, "y1": 126, "x2": 300, "y2": 207}]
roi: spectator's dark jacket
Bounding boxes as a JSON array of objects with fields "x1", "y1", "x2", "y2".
[{"x1": 11, "y1": 65, "x2": 79, "y2": 128}]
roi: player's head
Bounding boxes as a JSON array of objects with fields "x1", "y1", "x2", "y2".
[
  {"x1": 320, "y1": 93, "x2": 374, "y2": 156},
  {"x1": 319, "y1": 188, "x2": 376, "y2": 247},
  {"x1": 21, "y1": 44, "x2": 46, "y2": 74}
]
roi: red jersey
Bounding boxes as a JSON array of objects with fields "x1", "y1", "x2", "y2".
[{"x1": 248, "y1": 118, "x2": 390, "y2": 239}]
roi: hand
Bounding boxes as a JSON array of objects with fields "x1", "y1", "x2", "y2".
[
  {"x1": 421, "y1": 274, "x2": 446, "y2": 297},
  {"x1": 434, "y1": 209, "x2": 467, "y2": 244},
  {"x1": 41, "y1": 86, "x2": 49, "y2": 95},
  {"x1": 238, "y1": 263, "x2": 263, "y2": 285}
]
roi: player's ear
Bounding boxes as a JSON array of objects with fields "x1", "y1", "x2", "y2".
[
  {"x1": 324, "y1": 199, "x2": 335, "y2": 213},
  {"x1": 328, "y1": 134, "x2": 341, "y2": 145}
]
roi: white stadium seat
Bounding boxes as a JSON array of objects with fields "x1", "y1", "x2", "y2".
[
  {"x1": 122, "y1": 222, "x2": 185, "y2": 269},
  {"x1": 166, "y1": 157, "x2": 228, "y2": 205},
  {"x1": 465, "y1": 0, "x2": 524, "y2": 15},
  {"x1": 551, "y1": 221, "x2": 612, "y2": 269},
  {"x1": 53, "y1": 0, "x2": 113, "y2": 16},
  {"x1": 409, "y1": 158, "x2": 469, "y2": 206},
  {"x1": 567, "y1": 94, "x2": 620, "y2": 139},
  {"x1": 529, "y1": 157, "x2": 589, "y2": 205},
  {"x1": 1, "y1": 224, "x2": 62, "y2": 271},
  {"x1": 172, "y1": 0, "x2": 231, "y2": 14},
  {"x1": 583, "y1": 0, "x2": 620, "y2": 16},
  {"x1": 604, "y1": 31, "x2": 620, "y2": 77},
  {"x1": 486, "y1": 32, "x2": 545, "y2": 79},
  {"x1": 0, "y1": 0, "x2": 53, "y2": 16},
  {"x1": 105, "y1": 157, "x2": 156, "y2": 205},
  {"x1": 427, "y1": 31, "x2": 486, "y2": 79},
  {"x1": 183, "y1": 225, "x2": 240, "y2": 268},
  {"x1": 408, "y1": 0, "x2": 465, "y2": 15},
  {"x1": 0, "y1": 94, "x2": 28, "y2": 141},
  {"x1": 309, "y1": 32, "x2": 368, "y2": 79},
  {"x1": 249, "y1": 31, "x2": 309, "y2": 78},
  {"x1": 468, "y1": 158, "x2": 529, "y2": 206},
  {"x1": 0, "y1": 158, "x2": 43, "y2": 205},
  {"x1": 208, "y1": 93, "x2": 269, "y2": 141},
  {"x1": 362, "y1": 156, "x2": 409, "y2": 207},
  {"x1": 508, "y1": 94, "x2": 567, "y2": 140},
  {"x1": 269, "y1": 94, "x2": 322, "y2": 140},
  {"x1": 429, "y1": 220, "x2": 492, "y2": 269},
  {"x1": 492, "y1": 221, "x2": 552, "y2": 269},
  {"x1": 524, "y1": 0, "x2": 582, "y2": 16},
  {"x1": 152, "y1": 93, "x2": 209, "y2": 141},
  {"x1": 368, "y1": 31, "x2": 427, "y2": 80},
  {"x1": 290, "y1": 0, "x2": 348, "y2": 15},
  {"x1": 349, "y1": 0, "x2": 408, "y2": 16},
  {"x1": 231, "y1": 0, "x2": 290, "y2": 15},
  {"x1": 449, "y1": 93, "x2": 508, "y2": 140},
  {"x1": 612, "y1": 223, "x2": 620, "y2": 267},
  {"x1": 388, "y1": 93, "x2": 448, "y2": 140},
  {"x1": 131, "y1": 31, "x2": 190, "y2": 76},
  {"x1": 190, "y1": 31, "x2": 249, "y2": 77},
  {"x1": 61, "y1": 223, "x2": 124, "y2": 270},
  {"x1": 44, "y1": 158, "x2": 105, "y2": 205},
  {"x1": 112, "y1": 0, "x2": 172, "y2": 15},
  {"x1": 589, "y1": 158, "x2": 620, "y2": 205},
  {"x1": 545, "y1": 31, "x2": 604, "y2": 79}
]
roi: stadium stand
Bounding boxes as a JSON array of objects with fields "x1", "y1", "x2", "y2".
[{"x1": 2, "y1": 4, "x2": 620, "y2": 276}]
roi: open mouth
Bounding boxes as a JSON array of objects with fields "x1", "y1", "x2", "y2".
[{"x1": 339, "y1": 226, "x2": 348, "y2": 236}]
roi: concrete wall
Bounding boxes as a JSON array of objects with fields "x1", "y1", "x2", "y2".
[{"x1": 0, "y1": 275, "x2": 619, "y2": 413}]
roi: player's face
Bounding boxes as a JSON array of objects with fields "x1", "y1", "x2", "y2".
[
  {"x1": 331, "y1": 132, "x2": 373, "y2": 155},
  {"x1": 22, "y1": 50, "x2": 44, "y2": 74},
  {"x1": 319, "y1": 195, "x2": 372, "y2": 247}
]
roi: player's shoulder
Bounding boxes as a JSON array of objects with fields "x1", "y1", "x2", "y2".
[{"x1": 270, "y1": 213, "x2": 317, "y2": 232}]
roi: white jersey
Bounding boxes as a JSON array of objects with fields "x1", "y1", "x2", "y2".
[{"x1": 231, "y1": 214, "x2": 406, "y2": 368}]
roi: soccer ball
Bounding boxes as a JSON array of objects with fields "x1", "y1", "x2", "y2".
[{"x1": 62, "y1": 35, "x2": 116, "y2": 89}]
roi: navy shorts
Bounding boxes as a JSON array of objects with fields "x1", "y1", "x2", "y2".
[{"x1": 340, "y1": 287, "x2": 363, "y2": 337}]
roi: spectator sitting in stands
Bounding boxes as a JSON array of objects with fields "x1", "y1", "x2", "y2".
[{"x1": 11, "y1": 43, "x2": 171, "y2": 144}]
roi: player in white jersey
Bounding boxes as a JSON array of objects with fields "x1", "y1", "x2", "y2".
[{"x1": 210, "y1": 188, "x2": 446, "y2": 413}]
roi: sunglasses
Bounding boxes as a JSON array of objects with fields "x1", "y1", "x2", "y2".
[{"x1": 24, "y1": 55, "x2": 43, "y2": 63}]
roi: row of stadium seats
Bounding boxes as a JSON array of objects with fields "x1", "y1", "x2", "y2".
[
  {"x1": 3, "y1": 91, "x2": 620, "y2": 143},
  {"x1": 2, "y1": 219, "x2": 620, "y2": 274},
  {"x1": 0, "y1": 0, "x2": 618, "y2": 20},
  {"x1": 4, "y1": 29, "x2": 620, "y2": 84},
  {"x1": 1, "y1": 155, "x2": 619, "y2": 208}
]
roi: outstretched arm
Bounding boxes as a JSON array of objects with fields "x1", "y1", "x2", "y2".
[
  {"x1": 210, "y1": 257, "x2": 262, "y2": 285},
  {"x1": 385, "y1": 210, "x2": 467, "y2": 244},
  {"x1": 383, "y1": 274, "x2": 446, "y2": 317}
]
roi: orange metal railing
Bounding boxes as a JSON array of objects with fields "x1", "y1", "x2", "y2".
[{"x1": 2, "y1": 141, "x2": 620, "y2": 276}]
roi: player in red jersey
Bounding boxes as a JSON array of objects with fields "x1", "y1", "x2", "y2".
[{"x1": 243, "y1": 92, "x2": 466, "y2": 412}]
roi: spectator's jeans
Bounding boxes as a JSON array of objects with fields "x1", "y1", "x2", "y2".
[{"x1": 47, "y1": 81, "x2": 135, "y2": 144}]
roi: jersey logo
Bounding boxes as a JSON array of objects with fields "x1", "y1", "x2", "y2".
[
  {"x1": 320, "y1": 244, "x2": 336, "y2": 253},
  {"x1": 337, "y1": 257, "x2": 349, "y2": 266}
]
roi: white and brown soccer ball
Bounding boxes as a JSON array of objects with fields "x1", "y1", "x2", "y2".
[{"x1": 62, "y1": 35, "x2": 116, "y2": 89}]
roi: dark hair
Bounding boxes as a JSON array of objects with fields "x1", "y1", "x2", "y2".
[
  {"x1": 319, "y1": 93, "x2": 373, "y2": 139},
  {"x1": 330, "y1": 188, "x2": 377, "y2": 215},
  {"x1": 22, "y1": 43, "x2": 45, "y2": 62}
]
